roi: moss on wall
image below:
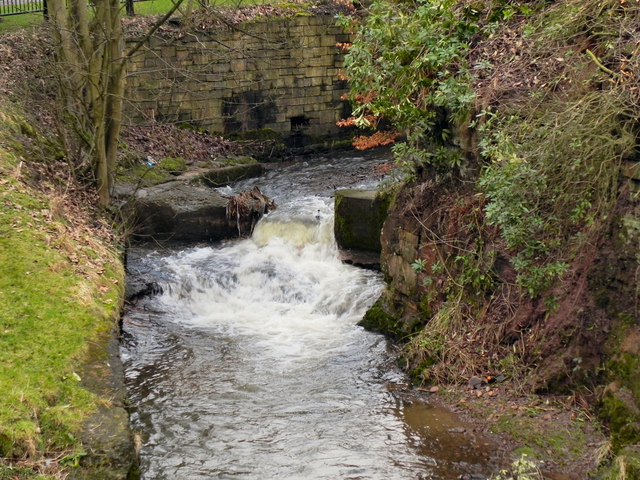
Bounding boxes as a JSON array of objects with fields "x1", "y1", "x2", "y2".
[{"x1": 334, "y1": 189, "x2": 393, "y2": 253}]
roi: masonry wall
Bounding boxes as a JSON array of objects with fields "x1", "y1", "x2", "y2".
[{"x1": 124, "y1": 15, "x2": 351, "y2": 139}]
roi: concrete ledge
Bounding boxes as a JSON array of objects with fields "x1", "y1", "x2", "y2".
[
  {"x1": 199, "y1": 163, "x2": 264, "y2": 187},
  {"x1": 71, "y1": 328, "x2": 138, "y2": 480},
  {"x1": 334, "y1": 189, "x2": 391, "y2": 256},
  {"x1": 337, "y1": 248, "x2": 381, "y2": 270}
]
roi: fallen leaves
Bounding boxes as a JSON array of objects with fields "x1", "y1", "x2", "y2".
[
  {"x1": 120, "y1": 125, "x2": 239, "y2": 167},
  {"x1": 122, "y1": 1, "x2": 355, "y2": 38},
  {"x1": 352, "y1": 130, "x2": 402, "y2": 150}
]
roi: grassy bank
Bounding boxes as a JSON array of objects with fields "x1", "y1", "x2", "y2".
[{"x1": 0, "y1": 110, "x2": 126, "y2": 478}]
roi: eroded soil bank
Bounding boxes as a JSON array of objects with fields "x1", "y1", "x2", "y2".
[{"x1": 362, "y1": 166, "x2": 640, "y2": 478}]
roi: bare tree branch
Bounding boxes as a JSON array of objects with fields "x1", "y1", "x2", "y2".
[{"x1": 125, "y1": 0, "x2": 186, "y2": 60}]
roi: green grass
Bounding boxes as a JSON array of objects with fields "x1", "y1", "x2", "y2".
[
  {"x1": 0, "y1": 115, "x2": 125, "y2": 476},
  {"x1": 133, "y1": 0, "x2": 265, "y2": 16},
  {"x1": 0, "y1": 0, "x2": 279, "y2": 32},
  {"x1": 0, "y1": 12, "x2": 42, "y2": 32},
  {"x1": 491, "y1": 408, "x2": 590, "y2": 465},
  {"x1": 0, "y1": 466, "x2": 51, "y2": 480}
]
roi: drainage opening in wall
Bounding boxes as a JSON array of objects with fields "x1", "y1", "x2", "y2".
[
  {"x1": 288, "y1": 115, "x2": 310, "y2": 148},
  {"x1": 290, "y1": 115, "x2": 310, "y2": 131}
]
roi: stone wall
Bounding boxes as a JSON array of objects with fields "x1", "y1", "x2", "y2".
[
  {"x1": 124, "y1": 15, "x2": 350, "y2": 140},
  {"x1": 334, "y1": 189, "x2": 391, "y2": 253}
]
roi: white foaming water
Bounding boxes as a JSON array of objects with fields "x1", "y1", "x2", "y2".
[
  {"x1": 122, "y1": 152, "x2": 500, "y2": 480},
  {"x1": 154, "y1": 198, "x2": 381, "y2": 362}
]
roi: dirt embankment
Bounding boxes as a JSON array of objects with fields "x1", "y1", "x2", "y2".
[{"x1": 368, "y1": 165, "x2": 639, "y2": 476}]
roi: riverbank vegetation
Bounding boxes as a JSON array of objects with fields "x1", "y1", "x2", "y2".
[
  {"x1": 342, "y1": 0, "x2": 640, "y2": 477},
  {"x1": 0, "y1": 10, "x2": 130, "y2": 479},
  {"x1": 0, "y1": 2, "x2": 325, "y2": 476},
  {"x1": 0, "y1": 108, "x2": 125, "y2": 478},
  {"x1": 1, "y1": 0, "x2": 639, "y2": 477}
]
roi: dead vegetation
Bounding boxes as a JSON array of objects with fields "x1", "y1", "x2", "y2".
[
  {"x1": 119, "y1": 124, "x2": 241, "y2": 167},
  {"x1": 225, "y1": 185, "x2": 276, "y2": 236},
  {"x1": 361, "y1": 0, "x2": 640, "y2": 472},
  {"x1": 121, "y1": 0, "x2": 355, "y2": 37},
  {"x1": 384, "y1": 0, "x2": 640, "y2": 391}
]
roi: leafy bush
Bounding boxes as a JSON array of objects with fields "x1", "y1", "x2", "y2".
[{"x1": 337, "y1": 0, "x2": 476, "y2": 172}]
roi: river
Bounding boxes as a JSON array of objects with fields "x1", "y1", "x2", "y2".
[{"x1": 121, "y1": 149, "x2": 502, "y2": 479}]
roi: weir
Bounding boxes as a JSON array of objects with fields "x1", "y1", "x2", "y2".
[{"x1": 121, "y1": 151, "x2": 503, "y2": 479}]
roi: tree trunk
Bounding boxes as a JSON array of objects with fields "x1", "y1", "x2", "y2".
[
  {"x1": 105, "y1": 0, "x2": 126, "y2": 200},
  {"x1": 48, "y1": 0, "x2": 184, "y2": 207}
]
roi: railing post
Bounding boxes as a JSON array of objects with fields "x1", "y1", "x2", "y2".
[
  {"x1": 126, "y1": 0, "x2": 134, "y2": 16},
  {"x1": 43, "y1": 0, "x2": 49, "y2": 19}
]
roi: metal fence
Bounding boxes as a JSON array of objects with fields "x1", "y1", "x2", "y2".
[
  {"x1": 0, "y1": 0, "x2": 150, "y2": 17},
  {"x1": 0, "y1": 0, "x2": 47, "y2": 16}
]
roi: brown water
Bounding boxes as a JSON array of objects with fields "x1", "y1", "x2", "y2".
[{"x1": 121, "y1": 151, "x2": 504, "y2": 479}]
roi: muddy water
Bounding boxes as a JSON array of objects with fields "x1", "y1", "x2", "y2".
[{"x1": 121, "y1": 150, "x2": 502, "y2": 479}]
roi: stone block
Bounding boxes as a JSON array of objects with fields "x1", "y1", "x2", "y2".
[
  {"x1": 267, "y1": 19, "x2": 288, "y2": 33},
  {"x1": 334, "y1": 189, "x2": 391, "y2": 253},
  {"x1": 317, "y1": 109, "x2": 338, "y2": 126},
  {"x1": 148, "y1": 36, "x2": 167, "y2": 48},
  {"x1": 308, "y1": 16, "x2": 325, "y2": 26},
  {"x1": 199, "y1": 163, "x2": 264, "y2": 188},
  {"x1": 306, "y1": 86, "x2": 322, "y2": 97},
  {"x1": 129, "y1": 183, "x2": 235, "y2": 243},
  {"x1": 308, "y1": 66, "x2": 327, "y2": 78},
  {"x1": 386, "y1": 254, "x2": 418, "y2": 297},
  {"x1": 162, "y1": 46, "x2": 176, "y2": 58},
  {"x1": 171, "y1": 92, "x2": 187, "y2": 103},
  {"x1": 397, "y1": 229, "x2": 419, "y2": 263},
  {"x1": 286, "y1": 106, "x2": 305, "y2": 118},
  {"x1": 309, "y1": 55, "x2": 330, "y2": 68},
  {"x1": 144, "y1": 58, "x2": 160, "y2": 68},
  {"x1": 210, "y1": 63, "x2": 232, "y2": 75},
  {"x1": 231, "y1": 59, "x2": 247, "y2": 72},
  {"x1": 320, "y1": 34, "x2": 339, "y2": 48},
  {"x1": 310, "y1": 76, "x2": 324, "y2": 87},
  {"x1": 176, "y1": 49, "x2": 190, "y2": 61}
]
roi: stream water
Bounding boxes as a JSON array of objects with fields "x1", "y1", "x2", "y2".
[{"x1": 121, "y1": 150, "x2": 502, "y2": 479}]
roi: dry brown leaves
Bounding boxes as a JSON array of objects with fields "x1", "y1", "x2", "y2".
[
  {"x1": 352, "y1": 130, "x2": 401, "y2": 150},
  {"x1": 469, "y1": 1, "x2": 640, "y2": 112},
  {"x1": 122, "y1": 0, "x2": 355, "y2": 37},
  {"x1": 120, "y1": 124, "x2": 241, "y2": 166}
]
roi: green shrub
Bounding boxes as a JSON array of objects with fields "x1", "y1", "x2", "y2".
[
  {"x1": 479, "y1": 90, "x2": 636, "y2": 296},
  {"x1": 338, "y1": 0, "x2": 476, "y2": 172}
]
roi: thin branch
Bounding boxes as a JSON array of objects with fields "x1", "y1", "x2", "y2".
[
  {"x1": 124, "y1": 0, "x2": 186, "y2": 60},
  {"x1": 585, "y1": 49, "x2": 618, "y2": 77}
]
